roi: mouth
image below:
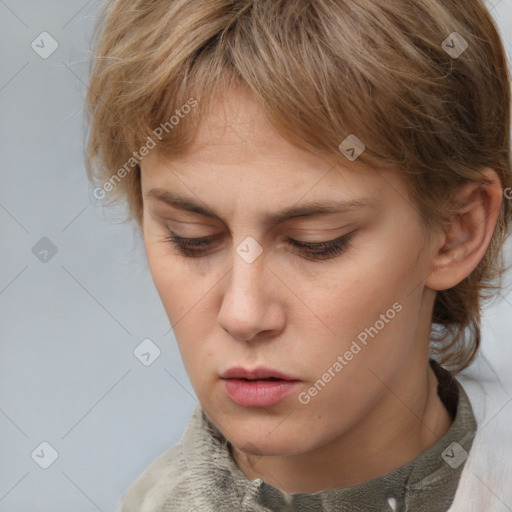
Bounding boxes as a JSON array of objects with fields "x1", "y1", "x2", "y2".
[{"x1": 221, "y1": 366, "x2": 301, "y2": 407}]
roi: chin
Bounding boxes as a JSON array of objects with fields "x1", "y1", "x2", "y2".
[
  {"x1": 225, "y1": 425, "x2": 311, "y2": 457},
  {"x1": 204, "y1": 401, "x2": 314, "y2": 454}
]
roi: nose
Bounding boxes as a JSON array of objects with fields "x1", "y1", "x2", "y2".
[{"x1": 217, "y1": 246, "x2": 286, "y2": 343}]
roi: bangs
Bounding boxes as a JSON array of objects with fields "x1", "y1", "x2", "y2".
[{"x1": 89, "y1": 0, "x2": 492, "y2": 176}]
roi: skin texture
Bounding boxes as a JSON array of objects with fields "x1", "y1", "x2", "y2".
[{"x1": 139, "y1": 85, "x2": 503, "y2": 494}]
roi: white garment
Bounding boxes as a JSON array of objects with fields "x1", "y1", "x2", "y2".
[{"x1": 449, "y1": 356, "x2": 512, "y2": 512}]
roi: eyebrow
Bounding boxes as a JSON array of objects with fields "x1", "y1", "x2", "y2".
[{"x1": 145, "y1": 188, "x2": 374, "y2": 226}]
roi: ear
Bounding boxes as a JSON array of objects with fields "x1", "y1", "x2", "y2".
[{"x1": 426, "y1": 168, "x2": 503, "y2": 291}]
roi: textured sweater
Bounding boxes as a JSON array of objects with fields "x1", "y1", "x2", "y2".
[{"x1": 118, "y1": 360, "x2": 481, "y2": 511}]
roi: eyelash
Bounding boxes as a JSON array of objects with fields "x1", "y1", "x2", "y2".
[{"x1": 161, "y1": 230, "x2": 354, "y2": 261}]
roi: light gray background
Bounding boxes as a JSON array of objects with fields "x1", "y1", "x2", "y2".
[{"x1": 1, "y1": 1, "x2": 511, "y2": 511}]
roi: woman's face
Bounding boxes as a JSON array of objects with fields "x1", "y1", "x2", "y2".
[{"x1": 140, "y1": 86, "x2": 439, "y2": 457}]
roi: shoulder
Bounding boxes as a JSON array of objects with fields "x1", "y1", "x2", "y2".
[
  {"x1": 449, "y1": 364, "x2": 512, "y2": 511},
  {"x1": 117, "y1": 405, "x2": 212, "y2": 512},
  {"x1": 118, "y1": 440, "x2": 189, "y2": 512}
]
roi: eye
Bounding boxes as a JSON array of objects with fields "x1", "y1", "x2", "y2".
[
  {"x1": 161, "y1": 230, "x2": 354, "y2": 261},
  {"x1": 160, "y1": 231, "x2": 220, "y2": 259},
  {"x1": 285, "y1": 233, "x2": 354, "y2": 261}
]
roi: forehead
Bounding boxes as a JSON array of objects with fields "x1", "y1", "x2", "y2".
[
  {"x1": 141, "y1": 86, "x2": 411, "y2": 222},
  {"x1": 147, "y1": 86, "x2": 375, "y2": 181},
  {"x1": 184, "y1": 86, "x2": 308, "y2": 167}
]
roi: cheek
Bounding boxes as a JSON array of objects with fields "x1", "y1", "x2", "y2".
[
  {"x1": 294, "y1": 240, "x2": 421, "y2": 369},
  {"x1": 143, "y1": 232, "x2": 201, "y2": 319},
  {"x1": 143, "y1": 237, "x2": 218, "y2": 375},
  {"x1": 143, "y1": 214, "x2": 219, "y2": 284},
  {"x1": 298, "y1": 258, "x2": 404, "y2": 336}
]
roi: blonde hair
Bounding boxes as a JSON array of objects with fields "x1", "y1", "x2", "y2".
[{"x1": 85, "y1": 0, "x2": 512, "y2": 374}]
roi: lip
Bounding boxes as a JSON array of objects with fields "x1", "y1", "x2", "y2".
[
  {"x1": 221, "y1": 366, "x2": 301, "y2": 407},
  {"x1": 221, "y1": 366, "x2": 300, "y2": 381}
]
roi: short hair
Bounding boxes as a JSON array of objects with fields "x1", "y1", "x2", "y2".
[{"x1": 85, "y1": 0, "x2": 512, "y2": 374}]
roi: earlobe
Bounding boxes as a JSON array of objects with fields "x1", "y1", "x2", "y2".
[{"x1": 426, "y1": 168, "x2": 503, "y2": 291}]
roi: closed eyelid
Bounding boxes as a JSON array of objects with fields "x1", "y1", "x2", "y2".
[
  {"x1": 162, "y1": 223, "x2": 356, "y2": 245},
  {"x1": 149, "y1": 209, "x2": 363, "y2": 245},
  {"x1": 161, "y1": 228, "x2": 357, "y2": 261}
]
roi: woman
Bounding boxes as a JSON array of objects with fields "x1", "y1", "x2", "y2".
[{"x1": 85, "y1": 1, "x2": 512, "y2": 510}]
